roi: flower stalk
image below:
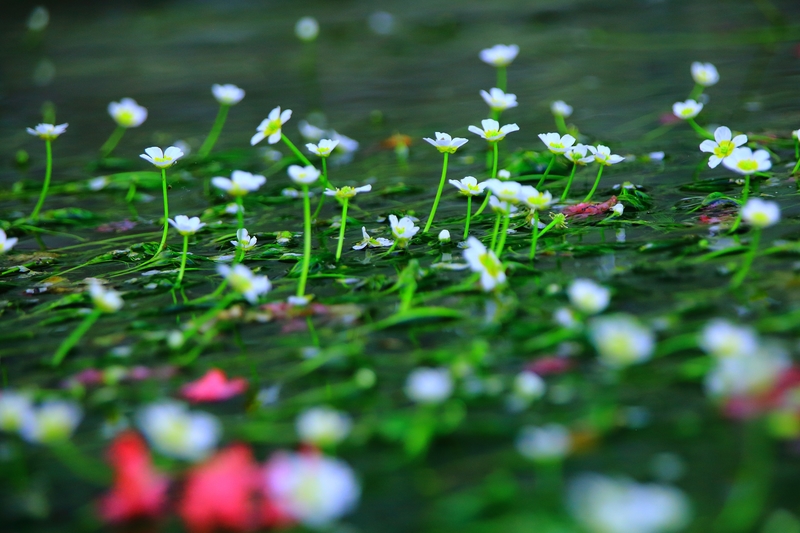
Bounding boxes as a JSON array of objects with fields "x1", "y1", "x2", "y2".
[
  {"x1": 197, "y1": 103, "x2": 230, "y2": 159},
  {"x1": 728, "y1": 174, "x2": 751, "y2": 234},
  {"x1": 52, "y1": 308, "x2": 102, "y2": 366},
  {"x1": 730, "y1": 229, "x2": 760, "y2": 288},
  {"x1": 474, "y1": 143, "x2": 498, "y2": 217},
  {"x1": 176, "y1": 234, "x2": 189, "y2": 288},
  {"x1": 31, "y1": 139, "x2": 52, "y2": 220},
  {"x1": 99, "y1": 125, "x2": 126, "y2": 158},
  {"x1": 298, "y1": 184, "x2": 312, "y2": 297},
  {"x1": 423, "y1": 153, "x2": 449, "y2": 233},
  {"x1": 560, "y1": 164, "x2": 578, "y2": 202},
  {"x1": 687, "y1": 118, "x2": 714, "y2": 140},
  {"x1": 335, "y1": 197, "x2": 349, "y2": 262},
  {"x1": 583, "y1": 166, "x2": 605, "y2": 203},
  {"x1": 536, "y1": 155, "x2": 556, "y2": 189},
  {"x1": 463, "y1": 196, "x2": 472, "y2": 240}
]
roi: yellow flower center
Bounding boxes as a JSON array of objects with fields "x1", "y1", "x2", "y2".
[
  {"x1": 713, "y1": 140, "x2": 735, "y2": 158},
  {"x1": 478, "y1": 253, "x2": 501, "y2": 278},
  {"x1": 117, "y1": 110, "x2": 135, "y2": 126},
  {"x1": 265, "y1": 119, "x2": 282, "y2": 135},
  {"x1": 737, "y1": 159, "x2": 758, "y2": 172}
]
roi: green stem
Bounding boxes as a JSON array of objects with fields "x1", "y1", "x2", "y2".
[
  {"x1": 181, "y1": 293, "x2": 238, "y2": 344},
  {"x1": 583, "y1": 165, "x2": 605, "y2": 202},
  {"x1": 31, "y1": 139, "x2": 52, "y2": 220},
  {"x1": 155, "y1": 168, "x2": 169, "y2": 256},
  {"x1": 489, "y1": 212, "x2": 501, "y2": 251},
  {"x1": 687, "y1": 117, "x2": 714, "y2": 140},
  {"x1": 281, "y1": 133, "x2": 313, "y2": 166},
  {"x1": 124, "y1": 181, "x2": 137, "y2": 203},
  {"x1": 560, "y1": 164, "x2": 578, "y2": 201},
  {"x1": 474, "y1": 143, "x2": 498, "y2": 217},
  {"x1": 688, "y1": 83, "x2": 704, "y2": 101},
  {"x1": 335, "y1": 198, "x2": 348, "y2": 262},
  {"x1": 197, "y1": 104, "x2": 230, "y2": 159},
  {"x1": 297, "y1": 185, "x2": 312, "y2": 297},
  {"x1": 236, "y1": 196, "x2": 244, "y2": 230},
  {"x1": 99, "y1": 125, "x2": 126, "y2": 158},
  {"x1": 554, "y1": 115, "x2": 568, "y2": 135},
  {"x1": 729, "y1": 174, "x2": 751, "y2": 233},
  {"x1": 530, "y1": 211, "x2": 540, "y2": 260},
  {"x1": 496, "y1": 66, "x2": 507, "y2": 91},
  {"x1": 463, "y1": 196, "x2": 472, "y2": 240},
  {"x1": 792, "y1": 140, "x2": 800, "y2": 174},
  {"x1": 175, "y1": 234, "x2": 189, "y2": 288},
  {"x1": 536, "y1": 155, "x2": 556, "y2": 189},
  {"x1": 312, "y1": 158, "x2": 329, "y2": 221},
  {"x1": 52, "y1": 309, "x2": 102, "y2": 366},
  {"x1": 730, "y1": 229, "x2": 760, "y2": 289},
  {"x1": 495, "y1": 212, "x2": 510, "y2": 255},
  {"x1": 423, "y1": 152, "x2": 449, "y2": 233}
]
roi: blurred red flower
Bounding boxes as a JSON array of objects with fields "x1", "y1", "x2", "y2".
[{"x1": 180, "y1": 368, "x2": 248, "y2": 403}]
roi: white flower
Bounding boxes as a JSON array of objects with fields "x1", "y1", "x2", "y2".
[
  {"x1": 569, "y1": 474, "x2": 691, "y2": 533},
  {"x1": 295, "y1": 16, "x2": 319, "y2": 42},
  {"x1": 324, "y1": 184, "x2": 371, "y2": 200},
  {"x1": 168, "y1": 215, "x2": 206, "y2": 236},
  {"x1": 611, "y1": 203, "x2": 624, "y2": 216},
  {"x1": 479, "y1": 44, "x2": 519, "y2": 67},
  {"x1": 331, "y1": 131, "x2": 359, "y2": 154},
  {"x1": 463, "y1": 236, "x2": 506, "y2": 291},
  {"x1": 353, "y1": 227, "x2": 393, "y2": 250},
  {"x1": 518, "y1": 185, "x2": 552, "y2": 211},
  {"x1": 0, "y1": 391, "x2": 34, "y2": 433},
  {"x1": 551, "y1": 100, "x2": 573, "y2": 117},
  {"x1": 568, "y1": 279, "x2": 610, "y2": 315},
  {"x1": 88, "y1": 176, "x2": 109, "y2": 191},
  {"x1": 225, "y1": 202, "x2": 243, "y2": 215},
  {"x1": 296, "y1": 407, "x2": 352, "y2": 447},
  {"x1": 691, "y1": 61, "x2": 719, "y2": 87},
  {"x1": 468, "y1": 119, "x2": 519, "y2": 142},
  {"x1": 211, "y1": 170, "x2": 266, "y2": 196},
  {"x1": 306, "y1": 138, "x2": 340, "y2": 157},
  {"x1": 699, "y1": 319, "x2": 758, "y2": 359},
  {"x1": 136, "y1": 401, "x2": 220, "y2": 461},
  {"x1": 88, "y1": 281, "x2": 123, "y2": 313},
  {"x1": 484, "y1": 179, "x2": 522, "y2": 203},
  {"x1": 20, "y1": 400, "x2": 82, "y2": 444},
  {"x1": 26, "y1": 123, "x2": 68, "y2": 141},
  {"x1": 488, "y1": 196, "x2": 517, "y2": 215},
  {"x1": 422, "y1": 132, "x2": 469, "y2": 154},
  {"x1": 565, "y1": 144, "x2": 594, "y2": 165},
  {"x1": 649, "y1": 151, "x2": 665, "y2": 162},
  {"x1": 672, "y1": 99, "x2": 703, "y2": 120},
  {"x1": 793, "y1": 129, "x2": 800, "y2": 140},
  {"x1": 588, "y1": 145, "x2": 624, "y2": 166},
  {"x1": 251, "y1": 106, "x2": 292, "y2": 146},
  {"x1": 512, "y1": 371, "x2": 546, "y2": 400},
  {"x1": 231, "y1": 228, "x2": 257, "y2": 251},
  {"x1": 480, "y1": 88, "x2": 518, "y2": 112},
  {"x1": 299, "y1": 120, "x2": 326, "y2": 142},
  {"x1": 264, "y1": 452, "x2": 360, "y2": 527},
  {"x1": 288, "y1": 164, "x2": 321, "y2": 185},
  {"x1": 288, "y1": 295, "x2": 311, "y2": 306},
  {"x1": 0, "y1": 229, "x2": 18, "y2": 254},
  {"x1": 211, "y1": 83, "x2": 245, "y2": 105},
  {"x1": 108, "y1": 98, "x2": 147, "y2": 128},
  {"x1": 438, "y1": 229, "x2": 451, "y2": 243},
  {"x1": 497, "y1": 169, "x2": 511, "y2": 180},
  {"x1": 516, "y1": 424, "x2": 570, "y2": 462},
  {"x1": 139, "y1": 146, "x2": 184, "y2": 168},
  {"x1": 699, "y1": 127, "x2": 748, "y2": 168},
  {"x1": 405, "y1": 367, "x2": 453, "y2": 404},
  {"x1": 388, "y1": 215, "x2": 419, "y2": 246},
  {"x1": 554, "y1": 307, "x2": 580, "y2": 329},
  {"x1": 722, "y1": 147, "x2": 772, "y2": 175},
  {"x1": 217, "y1": 264, "x2": 272, "y2": 303},
  {"x1": 449, "y1": 176, "x2": 487, "y2": 196},
  {"x1": 705, "y1": 346, "x2": 789, "y2": 398},
  {"x1": 741, "y1": 198, "x2": 780, "y2": 229},
  {"x1": 588, "y1": 314, "x2": 655, "y2": 368},
  {"x1": 538, "y1": 132, "x2": 576, "y2": 154}
]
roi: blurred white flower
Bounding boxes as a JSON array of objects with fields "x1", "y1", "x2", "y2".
[
  {"x1": 212, "y1": 170, "x2": 266, "y2": 196},
  {"x1": 691, "y1": 61, "x2": 719, "y2": 87},
  {"x1": 741, "y1": 198, "x2": 780, "y2": 229},
  {"x1": 231, "y1": 228, "x2": 258, "y2": 251},
  {"x1": 672, "y1": 100, "x2": 703, "y2": 120},
  {"x1": 566, "y1": 144, "x2": 594, "y2": 165},
  {"x1": 295, "y1": 16, "x2": 319, "y2": 42},
  {"x1": 20, "y1": 400, "x2": 83, "y2": 444},
  {"x1": 137, "y1": 401, "x2": 220, "y2": 461},
  {"x1": 212, "y1": 83, "x2": 245, "y2": 105},
  {"x1": 479, "y1": 44, "x2": 519, "y2": 67},
  {"x1": 539, "y1": 132, "x2": 576, "y2": 154},
  {"x1": 27, "y1": 123, "x2": 68, "y2": 141},
  {"x1": 589, "y1": 145, "x2": 625, "y2": 166},
  {"x1": 405, "y1": 367, "x2": 453, "y2": 404},
  {"x1": 705, "y1": 346, "x2": 789, "y2": 399},
  {"x1": 306, "y1": 139, "x2": 340, "y2": 157},
  {"x1": 512, "y1": 371, "x2": 546, "y2": 400},
  {"x1": 551, "y1": 100, "x2": 573, "y2": 117},
  {"x1": 516, "y1": 424, "x2": 570, "y2": 461},
  {"x1": 251, "y1": 107, "x2": 292, "y2": 146},
  {"x1": 288, "y1": 164, "x2": 321, "y2": 185},
  {"x1": 722, "y1": 147, "x2": 772, "y2": 176},
  {"x1": 699, "y1": 319, "x2": 758, "y2": 359},
  {"x1": 0, "y1": 391, "x2": 34, "y2": 433},
  {"x1": 296, "y1": 407, "x2": 352, "y2": 447},
  {"x1": 217, "y1": 264, "x2": 271, "y2": 303},
  {"x1": 568, "y1": 279, "x2": 610, "y2": 315},
  {"x1": 449, "y1": 176, "x2": 487, "y2": 196},
  {"x1": 480, "y1": 88, "x2": 518, "y2": 112},
  {"x1": 0, "y1": 229, "x2": 18, "y2": 254},
  {"x1": 88, "y1": 281, "x2": 123, "y2": 313},
  {"x1": 589, "y1": 314, "x2": 655, "y2": 368},
  {"x1": 108, "y1": 98, "x2": 147, "y2": 128},
  {"x1": 518, "y1": 185, "x2": 552, "y2": 211},
  {"x1": 463, "y1": 236, "x2": 506, "y2": 291}
]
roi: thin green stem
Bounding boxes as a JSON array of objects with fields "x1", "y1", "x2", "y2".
[
  {"x1": 297, "y1": 185, "x2": 312, "y2": 297},
  {"x1": 474, "y1": 143, "x2": 499, "y2": 217},
  {"x1": 730, "y1": 229, "x2": 760, "y2": 288},
  {"x1": 236, "y1": 196, "x2": 244, "y2": 231},
  {"x1": 688, "y1": 83, "x2": 704, "y2": 101},
  {"x1": 495, "y1": 212, "x2": 511, "y2": 255},
  {"x1": 729, "y1": 174, "x2": 751, "y2": 233},
  {"x1": 175, "y1": 234, "x2": 189, "y2": 288},
  {"x1": 530, "y1": 211, "x2": 540, "y2": 260},
  {"x1": 424, "y1": 152, "x2": 449, "y2": 233},
  {"x1": 583, "y1": 165, "x2": 605, "y2": 202},
  {"x1": 554, "y1": 115, "x2": 568, "y2": 135},
  {"x1": 312, "y1": 158, "x2": 330, "y2": 221},
  {"x1": 792, "y1": 140, "x2": 800, "y2": 174},
  {"x1": 281, "y1": 134, "x2": 313, "y2": 166},
  {"x1": 463, "y1": 196, "x2": 472, "y2": 240},
  {"x1": 560, "y1": 164, "x2": 578, "y2": 201},
  {"x1": 536, "y1": 155, "x2": 556, "y2": 189},
  {"x1": 489, "y1": 212, "x2": 501, "y2": 251},
  {"x1": 687, "y1": 117, "x2": 715, "y2": 140},
  {"x1": 181, "y1": 293, "x2": 238, "y2": 344},
  {"x1": 496, "y1": 66, "x2": 507, "y2": 91},
  {"x1": 336, "y1": 198, "x2": 348, "y2": 262},
  {"x1": 197, "y1": 104, "x2": 230, "y2": 159},
  {"x1": 99, "y1": 125, "x2": 126, "y2": 158},
  {"x1": 125, "y1": 181, "x2": 137, "y2": 203},
  {"x1": 31, "y1": 140, "x2": 52, "y2": 220},
  {"x1": 52, "y1": 309, "x2": 102, "y2": 366},
  {"x1": 155, "y1": 168, "x2": 169, "y2": 256}
]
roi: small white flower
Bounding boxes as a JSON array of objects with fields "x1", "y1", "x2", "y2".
[
  {"x1": 497, "y1": 169, "x2": 511, "y2": 180},
  {"x1": 231, "y1": 228, "x2": 257, "y2": 251},
  {"x1": 479, "y1": 44, "x2": 519, "y2": 67},
  {"x1": 516, "y1": 424, "x2": 570, "y2": 462},
  {"x1": 554, "y1": 307, "x2": 580, "y2": 329},
  {"x1": 741, "y1": 198, "x2": 780, "y2": 229},
  {"x1": 538, "y1": 132, "x2": 576, "y2": 154},
  {"x1": 211, "y1": 170, "x2": 266, "y2": 196},
  {"x1": 20, "y1": 400, "x2": 83, "y2": 444},
  {"x1": 449, "y1": 176, "x2": 487, "y2": 196},
  {"x1": 306, "y1": 138, "x2": 340, "y2": 157},
  {"x1": 217, "y1": 264, "x2": 271, "y2": 303},
  {"x1": 108, "y1": 98, "x2": 147, "y2": 128},
  {"x1": 488, "y1": 196, "x2": 517, "y2": 215},
  {"x1": 518, "y1": 185, "x2": 552, "y2": 211},
  {"x1": 251, "y1": 106, "x2": 293, "y2": 146},
  {"x1": 588, "y1": 314, "x2": 654, "y2": 368},
  {"x1": 139, "y1": 146, "x2": 184, "y2": 168},
  {"x1": 705, "y1": 346, "x2": 789, "y2": 399},
  {"x1": 463, "y1": 236, "x2": 506, "y2": 291},
  {"x1": 484, "y1": 179, "x2": 522, "y2": 203},
  {"x1": 353, "y1": 227, "x2": 393, "y2": 250},
  {"x1": 264, "y1": 452, "x2": 360, "y2": 527},
  {"x1": 211, "y1": 83, "x2": 245, "y2": 105},
  {"x1": 699, "y1": 127, "x2": 748, "y2": 168},
  {"x1": 649, "y1": 151, "x2": 665, "y2": 162},
  {"x1": 568, "y1": 279, "x2": 610, "y2": 315},
  {"x1": 480, "y1": 88, "x2": 518, "y2": 112},
  {"x1": 438, "y1": 229, "x2": 451, "y2": 243},
  {"x1": 691, "y1": 61, "x2": 719, "y2": 87},
  {"x1": 331, "y1": 131, "x2": 359, "y2": 154},
  {"x1": 405, "y1": 367, "x2": 453, "y2": 404},
  {"x1": 88, "y1": 281, "x2": 123, "y2": 313},
  {"x1": 699, "y1": 319, "x2": 758, "y2": 359},
  {"x1": 611, "y1": 203, "x2": 624, "y2": 216},
  {"x1": 296, "y1": 407, "x2": 352, "y2": 447},
  {"x1": 137, "y1": 401, "x2": 220, "y2": 461},
  {"x1": 295, "y1": 16, "x2": 319, "y2": 42},
  {"x1": 88, "y1": 176, "x2": 109, "y2": 191},
  {"x1": 168, "y1": 215, "x2": 206, "y2": 236},
  {"x1": 299, "y1": 120, "x2": 326, "y2": 142},
  {"x1": 288, "y1": 295, "x2": 312, "y2": 306},
  {"x1": 388, "y1": 215, "x2": 419, "y2": 247},
  {"x1": 324, "y1": 184, "x2": 372, "y2": 200},
  {"x1": 225, "y1": 202, "x2": 243, "y2": 215},
  {"x1": 288, "y1": 164, "x2": 321, "y2": 185},
  {"x1": 551, "y1": 100, "x2": 573, "y2": 117},
  {"x1": 672, "y1": 99, "x2": 703, "y2": 120},
  {"x1": 722, "y1": 147, "x2": 772, "y2": 175},
  {"x1": 0, "y1": 229, "x2": 18, "y2": 254},
  {"x1": 512, "y1": 371, "x2": 546, "y2": 400},
  {"x1": 422, "y1": 132, "x2": 469, "y2": 154},
  {"x1": 565, "y1": 144, "x2": 594, "y2": 165},
  {"x1": 468, "y1": 119, "x2": 520, "y2": 142},
  {"x1": 793, "y1": 129, "x2": 800, "y2": 140},
  {"x1": 0, "y1": 391, "x2": 34, "y2": 433},
  {"x1": 26, "y1": 123, "x2": 68, "y2": 141},
  {"x1": 588, "y1": 145, "x2": 624, "y2": 166}
]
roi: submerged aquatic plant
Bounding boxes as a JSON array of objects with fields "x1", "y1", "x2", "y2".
[
  {"x1": 101, "y1": 98, "x2": 147, "y2": 157},
  {"x1": 26, "y1": 122, "x2": 68, "y2": 220},
  {"x1": 422, "y1": 132, "x2": 469, "y2": 233}
]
